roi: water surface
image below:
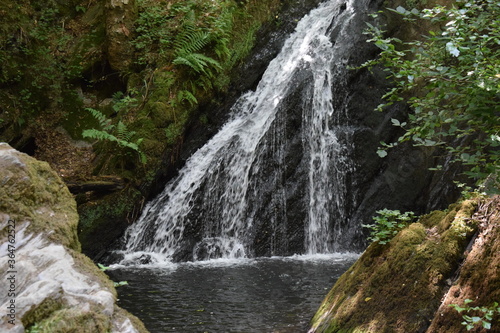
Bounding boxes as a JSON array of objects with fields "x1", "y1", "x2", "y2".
[{"x1": 108, "y1": 254, "x2": 357, "y2": 333}]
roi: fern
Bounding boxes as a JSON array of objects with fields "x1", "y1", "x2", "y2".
[
  {"x1": 173, "y1": 53, "x2": 222, "y2": 76},
  {"x1": 195, "y1": 75, "x2": 215, "y2": 92},
  {"x1": 116, "y1": 121, "x2": 137, "y2": 142},
  {"x1": 86, "y1": 108, "x2": 114, "y2": 131},
  {"x1": 173, "y1": 26, "x2": 211, "y2": 57},
  {"x1": 172, "y1": 14, "x2": 222, "y2": 78},
  {"x1": 82, "y1": 129, "x2": 119, "y2": 143},
  {"x1": 176, "y1": 89, "x2": 198, "y2": 107},
  {"x1": 83, "y1": 109, "x2": 147, "y2": 165}
]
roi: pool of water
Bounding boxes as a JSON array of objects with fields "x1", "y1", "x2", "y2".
[{"x1": 107, "y1": 253, "x2": 358, "y2": 333}]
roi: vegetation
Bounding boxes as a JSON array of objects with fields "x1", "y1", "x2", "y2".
[
  {"x1": 82, "y1": 108, "x2": 147, "y2": 166},
  {"x1": 0, "y1": 0, "x2": 87, "y2": 138},
  {"x1": 310, "y1": 200, "x2": 479, "y2": 332},
  {"x1": 450, "y1": 299, "x2": 500, "y2": 331},
  {"x1": 362, "y1": 0, "x2": 500, "y2": 191},
  {"x1": 0, "y1": 0, "x2": 281, "y2": 179},
  {"x1": 362, "y1": 209, "x2": 415, "y2": 244},
  {"x1": 0, "y1": 0, "x2": 284, "y2": 265}
]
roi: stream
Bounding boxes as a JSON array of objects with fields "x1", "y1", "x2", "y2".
[{"x1": 109, "y1": 254, "x2": 357, "y2": 332}]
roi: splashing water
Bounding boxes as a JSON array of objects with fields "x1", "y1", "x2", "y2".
[{"x1": 119, "y1": 0, "x2": 357, "y2": 264}]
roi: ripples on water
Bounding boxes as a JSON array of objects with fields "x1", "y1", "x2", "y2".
[{"x1": 107, "y1": 254, "x2": 357, "y2": 333}]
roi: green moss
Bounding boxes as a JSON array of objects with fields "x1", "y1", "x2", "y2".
[
  {"x1": 310, "y1": 200, "x2": 479, "y2": 333},
  {"x1": 34, "y1": 307, "x2": 111, "y2": 333},
  {"x1": 23, "y1": 297, "x2": 64, "y2": 329},
  {"x1": 0, "y1": 145, "x2": 81, "y2": 251},
  {"x1": 78, "y1": 187, "x2": 142, "y2": 237}
]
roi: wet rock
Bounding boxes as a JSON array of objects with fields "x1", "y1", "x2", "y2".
[
  {"x1": 0, "y1": 143, "x2": 148, "y2": 333},
  {"x1": 139, "y1": 0, "x2": 463, "y2": 260}
]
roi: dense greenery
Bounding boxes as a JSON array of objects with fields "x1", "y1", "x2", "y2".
[
  {"x1": 0, "y1": 0, "x2": 86, "y2": 135},
  {"x1": 0, "y1": 0, "x2": 280, "y2": 179},
  {"x1": 109, "y1": 0, "x2": 281, "y2": 174},
  {"x1": 364, "y1": 0, "x2": 499, "y2": 190}
]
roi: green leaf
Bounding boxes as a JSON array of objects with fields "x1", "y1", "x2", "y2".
[
  {"x1": 396, "y1": 6, "x2": 407, "y2": 14},
  {"x1": 114, "y1": 281, "x2": 128, "y2": 287},
  {"x1": 98, "y1": 263, "x2": 110, "y2": 271},
  {"x1": 391, "y1": 118, "x2": 401, "y2": 126},
  {"x1": 377, "y1": 150, "x2": 388, "y2": 158}
]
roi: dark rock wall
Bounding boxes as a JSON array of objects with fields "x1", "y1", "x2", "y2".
[{"x1": 243, "y1": 0, "x2": 462, "y2": 256}]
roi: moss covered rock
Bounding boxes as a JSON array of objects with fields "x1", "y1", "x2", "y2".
[
  {"x1": 426, "y1": 197, "x2": 500, "y2": 333},
  {"x1": 0, "y1": 143, "x2": 148, "y2": 333},
  {"x1": 309, "y1": 200, "x2": 480, "y2": 333}
]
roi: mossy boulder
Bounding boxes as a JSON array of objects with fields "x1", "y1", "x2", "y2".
[
  {"x1": 426, "y1": 197, "x2": 500, "y2": 333},
  {"x1": 0, "y1": 143, "x2": 80, "y2": 251},
  {"x1": 0, "y1": 143, "x2": 148, "y2": 333},
  {"x1": 309, "y1": 199, "x2": 481, "y2": 333}
]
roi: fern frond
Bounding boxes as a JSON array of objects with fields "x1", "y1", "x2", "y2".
[
  {"x1": 86, "y1": 108, "x2": 114, "y2": 131},
  {"x1": 82, "y1": 129, "x2": 119, "y2": 143},
  {"x1": 116, "y1": 121, "x2": 136, "y2": 142},
  {"x1": 116, "y1": 121, "x2": 127, "y2": 140},
  {"x1": 214, "y1": 38, "x2": 231, "y2": 60},
  {"x1": 176, "y1": 90, "x2": 198, "y2": 106},
  {"x1": 117, "y1": 139, "x2": 139, "y2": 151},
  {"x1": 173, "y1": 53, "x2": 222, "y2": 76},
  {"x1": 196, "y1": 75, "x2": 214, "y2": 92},
  {"x1": 173, "y1": 25, "x2": 211, "y2": 57}
]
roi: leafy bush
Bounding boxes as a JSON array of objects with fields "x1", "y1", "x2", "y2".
[
  {"x1": 362, "y1": 0, "x2": 500, "y2": 189},
  {"x1": 363, "y1": 209, "x2": 416, "y2": 244},
  {"x1": 450, "y1": 299, "x2": 500, "y2": 331}
]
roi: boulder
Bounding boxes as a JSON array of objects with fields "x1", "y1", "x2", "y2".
[
  {"x1": 309, "y1": 197, "x2": 500, "y2": 332},
  {"x1": 0, "y1": 143, "x2": 148, "y2": 333}
]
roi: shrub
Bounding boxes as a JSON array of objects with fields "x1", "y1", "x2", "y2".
[
  {"x1": 361, "y1": 0, "x2": 500, "y2": 190},
  {"x1": 363, "y1": 209, "x2": 416, "y2": 244}
]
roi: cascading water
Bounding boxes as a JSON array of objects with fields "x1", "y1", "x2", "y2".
[{"x1": 118, "y1": 0, "x2": 359, "y2": 264}]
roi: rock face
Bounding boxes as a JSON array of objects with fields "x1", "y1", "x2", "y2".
[
  {"x1": 0, "y1": 143, "x2": 148, "y2": 333},
  {"x1": 105, "y1": 0, "x2": 137, "y2": 72},
  {"x1": 309, "y1": 197, "x2": 500, "y2": 333}
]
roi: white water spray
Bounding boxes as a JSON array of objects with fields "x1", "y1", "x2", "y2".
[{"x1": 120, "y1": 0, "x2": 356, "y2": 264}]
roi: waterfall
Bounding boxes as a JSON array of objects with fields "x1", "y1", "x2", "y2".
[{"x1": 119, "y1": 0, "x2": 358, "y2": 264}]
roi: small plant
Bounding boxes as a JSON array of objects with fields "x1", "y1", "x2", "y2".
[
  {"x1": 97, "y1": 263, "x2": 111, "y2": 271},
  {"x1": 113, "y1": 281, "x2": 129, "y2": 287},
  {"x1": 450, "y1": 299, "x2": 500, "y2": 331},
  {"x1": 82, "y1": 108, "x2": 147, "y2": 164},
  {"x1": 363, "y1": 209, "x2": 416, "y2": 244}
]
